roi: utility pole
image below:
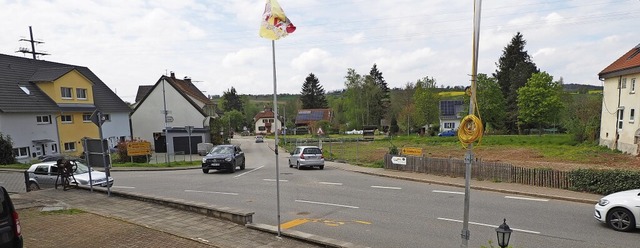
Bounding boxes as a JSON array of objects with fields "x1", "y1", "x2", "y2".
[{"x1": 16, "y1": 26, "x2": 49, "y2": 59}]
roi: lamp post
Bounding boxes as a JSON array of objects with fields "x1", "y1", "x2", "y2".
[{"x1": 495, "y1": 219, "x2": 512, "y2": 248}]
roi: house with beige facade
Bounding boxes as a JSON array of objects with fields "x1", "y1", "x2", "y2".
[{"x1": 599, "y1": 43, "x2": 640, "y2": 154}]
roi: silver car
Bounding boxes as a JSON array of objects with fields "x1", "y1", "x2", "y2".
[
  {"x1": 26, "y1": 161, "x2": 114, "y2": 191},
  {"x1": 288, "y1": 146, "x2": 324, "y2": 170}
]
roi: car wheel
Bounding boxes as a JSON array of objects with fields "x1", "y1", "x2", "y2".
[
  {"x1": 319, "y1": 165, "x2": 324, "y2": 170},
  {"x1": 607, "y1": 207, "x2": 636, "y2": 232},
  {"x1": 289, "y1": 160, "x2": 293, "y2": 168},
  {"x1": 297, "y1": 162, "x2": 302, "y2": 170},
  {"x1": 230, "y1": 164, "x2": 236, "y2": 173},
  {"x1": 202, "y1": 169, "x2": 209, "y2": 174},
  {"x1": 27, "y1": 182, "x2": 40, "y2": 191},
  {"x1": 240, "y1": 160, "x2": 245, "y2": 170}
]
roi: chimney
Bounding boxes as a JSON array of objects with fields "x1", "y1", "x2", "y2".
[
  {"x1": 184, "y1": 76, "x2": 191, "y2": 83},
  {"x1": 170, "y1": 71, "x2": 175, "y2": 79}
]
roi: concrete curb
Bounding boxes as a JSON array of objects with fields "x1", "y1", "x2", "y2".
[{"x1": 247, "y1": 223, "x2": 369, "y2": 248}]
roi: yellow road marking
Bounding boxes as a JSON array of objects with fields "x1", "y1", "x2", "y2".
[
  {"x1": 280, "y1": 218, "x2": 310, "y2": 229},
  {"x1": 354, "y1": 220, "x2": 372, "y2": 225}
]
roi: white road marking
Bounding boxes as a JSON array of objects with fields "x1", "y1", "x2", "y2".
[
  {"x1": 505, "y1": 196, "x2": 549, "y2": 202},
  {"x1": 111, "y1": 186, "x2": 135, "y2": 189},
  {"x1": 432, "y1": 190, "x2": 464, "y2": 195},
  {"x1": 371, "y1": 185, "x2": 402, "y2": 190},
  {"x1": 319, "y1": 182, "x2": 343, "y2": 185},
  {"x1": 295, "y1": 199, "x2": 359, "y2": 209},
  {"x1": 234, "y1": 166, "x2": 264, "y2": 178},
  {"x1": 184, "y1": 190, "x2": 239, "y2": 196},
  {"x1": 437, "y1": 217, "x2": 540, "y2": 234},
  {"x1": 263, "y1": 179, "x2": 289, "y2": 182}
]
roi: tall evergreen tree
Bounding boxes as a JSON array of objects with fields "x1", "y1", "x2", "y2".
[
  {"x1": 366, "y1": 64, "x2": 390, "y2": 127},
  {"x1": 221, "y1": 87, "x2": 243, "y2": 112},
  {"x1": 300, "y1": 73, "x2": 328, "y2": 109},
  {"x1": 493, "y1": 32, "x2": 539, "y2": 133}
]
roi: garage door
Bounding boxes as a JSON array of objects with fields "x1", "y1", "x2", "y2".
[{"x1": 173, "y1": 136, "x2": 202, "y2": 154}]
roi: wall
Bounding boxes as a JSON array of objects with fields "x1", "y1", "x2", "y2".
[{"x1": 0, "y1": 113, "x2": 59, "y2": 163}]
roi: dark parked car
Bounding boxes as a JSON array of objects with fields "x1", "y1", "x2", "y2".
[
  {"x1": 438, "y1": 129, "x2": 457, "y2": 137},
  {"x1": 202, "y1": 145, "x2": 245, "y2": 173},
  {"x1": 0, "y1": 186, "x2": 22, "y2": 248}
]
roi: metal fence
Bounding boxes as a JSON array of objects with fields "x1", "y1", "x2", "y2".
[{"x1": 384, "y1": 154, "x2": 572, "y2": 189}]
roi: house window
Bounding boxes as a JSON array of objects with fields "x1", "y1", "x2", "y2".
[
  {"x1": 632, "y1": 78, "x2": 637, "y2": 94},
  {"x1": 83, "y1": 113, "x2": 92, "y2": 122},
  {"x1": 444, "y1": 122, "x2": 455, "y2": 129},
  {"x1": 61, "y1": 87, "x2": 73, "y2": 99},
  {"x1": 36, "y1": 115, "x2": 51, "y2": 124},
  {"x1": 64, "y1": 142, "x2": 76, "y2": 151},
  {"x1": 631, "y1": 109, "x2": 636, "y2": 123},
  {"x1": 12, "y1": 147, "x2": 29, "y2": 158},
  {"x1": 618, "y1": 109, "x2": 624, "y2": 129},
  {"x1": 258, "y1": 126, "x2": 266, "y2": 131},
  {"x1": 61, "y1": 115, "x2": 73, "y2": 123},
  {"x1": 76, "y1": 88, "x2": 88, "y2": 99},
  {"x1": 52, "y1": 144, "x2": 58, "y2": 153}
]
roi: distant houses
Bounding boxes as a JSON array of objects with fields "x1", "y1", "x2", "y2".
[{"x1": 0, "y1": 53, "x2": 131, "y2": 163}]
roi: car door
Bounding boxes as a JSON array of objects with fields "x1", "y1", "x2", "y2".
[
  {"x1": 0, "y1": 186, "x2": 22, "y2": 248},
  {"x1": 32, "y1": 165, "x2": 56, "y2": 188},
  {"x1": 234, "y1": 146, "x2": 244, "y2": 166}
]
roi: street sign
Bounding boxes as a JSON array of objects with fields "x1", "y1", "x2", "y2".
[
  {"x1": 401, "y1": 147, "x2": 423, "y2": 156},
  {"x1": 127, "y1": 141, "x2": 151, "y2": 156},
  {"x1": 166, "y1": 116, "x2": 174, "y2": 122}
]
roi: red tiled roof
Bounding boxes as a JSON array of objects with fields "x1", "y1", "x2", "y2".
[
  {"x1": 599, "y1": 43, "x2": 640, "y2": 78},
  {"x1": 254, "y1": 109, "x2": 274, "y2": 120},
  {"x1": 165, "y1": 76, "x2": 210, "y2": 104}
]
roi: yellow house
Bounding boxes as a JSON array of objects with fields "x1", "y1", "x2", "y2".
[{"x1": 30, "y1": 67, "x2": 100, "y2": 156}]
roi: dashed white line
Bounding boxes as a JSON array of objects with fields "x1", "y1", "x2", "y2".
[
  {"x1": 318, "y1": 182, "x2": 343, "y2": 185},
  {"x1": 234, "y1": 166, "x2": 264, "y2": 178},
  {"x1": 437, "y1": 217, "x2": 540, "y2": 234},
  {"x1": 505, "y1": 196, "x2": 549, "y2": 202},
  {"x1": 263, "y1": 179, "x2": 289, "y2": 182},
  {"x1": 371, "y1": 185, "x2": 402, "y2": 190},
  {"x1": 184, "y1": 190, "x2": 239, "y2": 196},
  {"x1": 295, "y1": 199, "x2": 359, "y2": 209},
  {"x1": 432, "y1": 190, "x2": 464, "y2": 195},
  {"x1": 111, "y1": 186, "x2": 135, "y2": 189}
]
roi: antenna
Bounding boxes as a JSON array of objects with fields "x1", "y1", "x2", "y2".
[{"x1": 15, "y1": 26, "x2": 49, "y2": 60}]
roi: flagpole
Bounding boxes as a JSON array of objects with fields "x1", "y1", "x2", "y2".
[{"x1": 271, "y1": 39, "x2": 282, "y2": 237}]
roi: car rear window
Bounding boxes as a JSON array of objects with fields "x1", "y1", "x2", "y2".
[{"x1": 303, "y1": 148, "x2": 322, "y2": 154}]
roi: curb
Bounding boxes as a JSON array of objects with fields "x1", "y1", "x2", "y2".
[{"x1": 247, "y1": 223, "x2": 369, "y2": 248}]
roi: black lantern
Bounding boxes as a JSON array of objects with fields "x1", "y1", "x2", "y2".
[{"x1": 495, "y1": 218, "x2": 512, "y2": 248}]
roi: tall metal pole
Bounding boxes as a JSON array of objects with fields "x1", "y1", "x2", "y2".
[
  {"x1": 97, "y1": 112, "x2": 111, "y2": 197},
  {"x1": 28, "y1": 26, "x2": 36, "y2": 60},
  {"x1": 271, "y1": 40, "x2": 282, "y2": 236},
  {"x1": 461, "y1": 1, "x2": 482, "y2": 247}
]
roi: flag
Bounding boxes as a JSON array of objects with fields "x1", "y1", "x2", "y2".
[{"x1": 259, "y1": 0, "x2": 296, "y2": 40}]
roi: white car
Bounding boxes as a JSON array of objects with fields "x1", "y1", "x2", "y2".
[
  {"x1": 288, "y1": 146, "x2": 324, "y2": 170},
  {"x1": 26, "y1": 161, "x2": 114, "y2": 191},
  {"x1": 594, "y1": 189, "x2": 640, "y2": 232}
]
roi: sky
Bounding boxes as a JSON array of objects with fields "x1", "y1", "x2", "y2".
[{"x1": 1, "y1": 0, "x2": 639, "y2": 103}]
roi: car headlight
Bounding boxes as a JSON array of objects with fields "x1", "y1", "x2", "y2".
[
  {"x1": 202, "y1": 158, "x2": 207, "y2": 163},
  {"x1": 598, "y1": 199, "x2": 610, "y2": 206},
  {"x1": 225, "y1": 157, "x2": 232, "y2": 162}
]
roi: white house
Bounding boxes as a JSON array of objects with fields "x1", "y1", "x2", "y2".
[
  {"x1": 599, "y1": 43, "x2": 640, "y2": 155},
  {"x1": 439, "y1": 100, "x2": 464, "y2": 132},
  {"x1": 131, "y1": 72, "x2": 217, "y2": 155},
  {"x1": 253, "y1": 107, "x2": 282, "y2": 135}
]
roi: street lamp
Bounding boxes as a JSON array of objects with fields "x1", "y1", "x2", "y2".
[{"x1": 495, "y1": 218, "x2": 512, "y2": 248}]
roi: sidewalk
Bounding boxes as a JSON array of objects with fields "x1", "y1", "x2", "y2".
[{"x1": 6, "y1": 160, "x2": 602, "y2": 248}]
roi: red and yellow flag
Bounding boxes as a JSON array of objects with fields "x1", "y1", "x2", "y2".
[{"x1": 259, "y1": 0, "x2": 296, "y2": 40}]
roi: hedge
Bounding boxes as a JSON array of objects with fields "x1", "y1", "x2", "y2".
[{"x1": 568, "y1": 169, "x2": 640, "y2": 195}]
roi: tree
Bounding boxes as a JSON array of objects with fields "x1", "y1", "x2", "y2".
[
  {"x1": 0, "y1": 133, "x2": 16, "y2": 165},
  {"x1": 562, "y1": 93, "x2": 602, "y2": 142},
  {"x1": 366, "y1": 64, "x2": 390, "y2": 126},
  {"x1": 343, "y1": 69, "x2": 366, "y2": 129},
  {"x1": 516, "y1": 72, "x2": 563, "y2": 135},
  {"x1": 413, "y1": 76, "x2": 440, "y2": 129},
  {"x1": 221, "y1": 87, "x2": 243, "y2": 112},
  {"x1": 300, "y1": 73, "x2": 328, "y2": 109},
  {"x1": 493, "y1": 32, "x2": 539, "y2": 133},
  {"x1": 476, "y1": 74, "x2": 506, "y2": 132}
]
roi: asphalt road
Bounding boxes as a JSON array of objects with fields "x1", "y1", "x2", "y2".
[{"x1": 105, "y1": 137, "x2": 639, "y2": 247}]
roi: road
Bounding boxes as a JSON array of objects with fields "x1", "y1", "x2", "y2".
[{"x1": 48, "y1": 137, "x2": 640, "y2": 247}]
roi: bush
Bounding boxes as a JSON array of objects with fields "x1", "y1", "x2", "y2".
[
  {"x1": 388, "y1": 146, "x2": 399, "y2": 155},
  {"x1": 0, "y1": 133, "x2": 16, "y2": 165},
  {"x1": 569, "y1": 169, "x2": 640, "y2": 195},
  {"x1": 114, "y1": 141, "x2": 150, "y2": 163}
]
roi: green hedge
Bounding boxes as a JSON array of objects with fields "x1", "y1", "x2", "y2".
[{"x1": 569, "y1": 169, "x2": 640, "y2": 195}]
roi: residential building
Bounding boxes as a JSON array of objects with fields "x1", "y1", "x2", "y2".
[
  {"x1": 599, "y1": 43, "x2": 640, "y2": 155},
  {"x1": 131, "y1": 72, "x2": 217, "y2": 154},
  {"x1": 0, "y1": 53, "x2": 131, "y2": 163},
  {"x1": 439, "y1": 100, "x2": 464, "y2": 132},
  {"x1": 253, "y1": 107, "x2": 283, "y2": 135},
  {"x1": 293, "y1": 108, "x2": 332, "y2": 134}
]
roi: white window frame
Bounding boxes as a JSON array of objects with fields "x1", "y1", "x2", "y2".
[
  {"x1": 76, "y1": 88, "x2": 88, "y2": 100},
  {"x1": 82, "y1": 113, "x2": 92, "y2": 122},
  {"x1": 631, "y1": 78, "x2": 637, "y2": 94},
  {"x1": 13, "y1": 147, "x2": 29, "y2": 158},
  {"x1": 64, "y1": 142, "x2": 76, "y2": 151},
  {"x1": 36, "y1": 115, "x2": 51, "y2": 124},
  {"x1": 61, "y1": 87, "x2": 73, "y2": 99},
  {"x1": 618, "y1": 109, "x2": 624, "y2": 130},
  {"x1": 61, "y1": 115, "x2": 73, "y2": 124},
  {"x1": 631, "y1": 109, "x2": 636, "y2": 123}
]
